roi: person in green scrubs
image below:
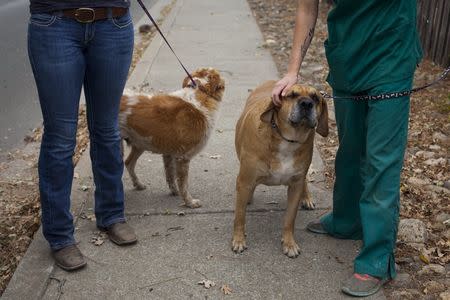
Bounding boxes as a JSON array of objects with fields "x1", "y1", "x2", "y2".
[{"x1": 272, "y1": 0, "x2": 422, "y2": 297}]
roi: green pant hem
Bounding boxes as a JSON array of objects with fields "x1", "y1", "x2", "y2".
[
  {"x1": 320, "y1": 213, "x2": 362, "y2": 240},
  {"x1": 354, "y1": 257, "x2": 396, "y2": 280}
]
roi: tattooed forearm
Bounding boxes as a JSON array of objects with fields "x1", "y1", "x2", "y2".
[{"x1": 300, "y1": 27, "x2": 315, "y2": 60}]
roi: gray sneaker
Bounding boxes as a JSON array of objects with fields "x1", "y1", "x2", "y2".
[
  {"x1": 52, "y1": 244, "x2": 86, "y2": 271},
  {"x1": 104, "y1": 222, "x2": 137, "y2": 246},
  {"x1": 342, "y1": 273, "x2": 388, "y2": 297},
  {"x1": 306, "y1": 221, "x2": 328, "y2": 234}
]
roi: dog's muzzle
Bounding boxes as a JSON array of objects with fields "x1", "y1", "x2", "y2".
[{"x1": 289, "y1": 98, "x2": 317, "y2": 128}]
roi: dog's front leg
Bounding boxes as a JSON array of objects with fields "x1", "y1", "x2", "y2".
[
  {"x1": 232, "y1": 172, "x2": 256, "y2": 253},
  {"x1": 282, "y1": 182, "x2": 303, "y2": 258},
  {"x1": 175, "y1": 158, "x2": 201, "y2": 208}
]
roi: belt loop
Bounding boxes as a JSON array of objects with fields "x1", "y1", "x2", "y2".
[{"x1": 106, "y1": 7, "x2": 113, "y2": 19}]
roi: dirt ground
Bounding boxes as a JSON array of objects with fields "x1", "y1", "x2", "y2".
[{"x1": 247, "y1": 0, "x2": 449, "y2": 299}]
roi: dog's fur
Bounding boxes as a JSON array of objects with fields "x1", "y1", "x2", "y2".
[
  {"x1": 232, "y1": 80, "x2": 328, "y2": 257},
  {"x1": 119, "y1": 68, "x2": 225, "y2": 208}
]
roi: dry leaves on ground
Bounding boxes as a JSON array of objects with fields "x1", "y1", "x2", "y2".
[
  {"x1": 198, "y1": 279, "x2": 216, "y2": 289},
  {"x1": 0, "y1": 105, "x2": 89, "y2": 295},
  {"x1": 0, "y1": 1, "x2": 180, "y2": 294},
  {"x1": 91, "y1": 232, "x2": 107, "y2": 247},
  {"x1": 247, "y1": 0, "x2": 449, "y2": 299},
  {"x1": 221, "y1": 284, "x2": 232, "y2": 295}
]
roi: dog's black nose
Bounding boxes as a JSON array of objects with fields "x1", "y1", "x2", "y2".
[{"x1": 299, "y1": 98, "x2": 313, "y2": 110}]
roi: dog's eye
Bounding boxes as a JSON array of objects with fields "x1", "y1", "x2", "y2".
[
  {"x1": 310, "y1": 93, "x2": 320, "y2": 103},
  {"x1": 288, "y1": 91, "x2": 300, "y2": 98}
]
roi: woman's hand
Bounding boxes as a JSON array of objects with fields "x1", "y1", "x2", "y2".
[{"x1": 271, "y1": 73, "x2": 298, "y2": 106}]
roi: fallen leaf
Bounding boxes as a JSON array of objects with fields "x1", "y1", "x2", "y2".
[
  {"x1": 419, "y1": 252, "x2": 430, "y2": 264},
  {"x1": 167, "y1": 226, "x2": 184, "y2": 231},
  {"x1": 265, "y1": 201, "x2": 278, "y2": 205},
  {"x1": 221, "y1": 284, "x2": 232, "y2": 295},
  {"x1": 93, "y1": 238, "x2": 104, "y2": 246},
  {"x1": 91, "y1": 235, "x2": 105, "y2": 246},
  {"x1": 198, "y1": 280, "x2": 216, "y2": 289}
]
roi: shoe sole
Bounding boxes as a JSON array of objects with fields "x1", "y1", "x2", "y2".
[
  {"x1": 98, "y1": 225, "x2": 138, "y2": 246},
  {"x1": 341, "y1": 285, "x2": 381, "y2": 297},
  {"x1": 306, "y1": 225, "x2": 328, "y2": 235},
  {"x1": 55, "y1": 260, "x2": 87, "y2": 271},
  {"x1": 341, "y1": 279, "x2": 387, "y2": 297},
  {"x1": 109, "y1": 236, "x2": 138, "y2": 246}
]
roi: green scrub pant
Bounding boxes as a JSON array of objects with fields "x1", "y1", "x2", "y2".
[{"x1": 321, "y1": 76, "x2": 413, "y2": 280}]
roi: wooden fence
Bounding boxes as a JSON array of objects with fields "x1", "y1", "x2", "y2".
[{"x1": 417, "y1": 0, "x2": 450, "y2": 67}]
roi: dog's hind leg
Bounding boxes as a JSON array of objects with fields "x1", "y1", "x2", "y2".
[
  {"x1": 120, "y1": 139, "x2": 124, "y2": 158},
  {"x1": 300, "y1": 181, "x2": 315, "y2": 210},
  {"x1": 163, "y1": 154, "x2": 178, "y2": 196},
  {"x1": 125, "y1": 146, "x2": 146, "y2": 190},
  {"x1": 175, "y1": 158, "x2": 201, "y2": 208}
]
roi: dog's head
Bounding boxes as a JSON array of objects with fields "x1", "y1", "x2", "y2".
[
  {"x1": 261, "y1": 84, "x2": 329, "y2": 137},
  {"x1": 182, "y1": 68, "x2": 225, "y2": 101}
]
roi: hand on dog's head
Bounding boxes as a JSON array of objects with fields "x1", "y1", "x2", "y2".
[
  {"x1": 182, "y1": 68, "x2": 225, "y2": 101},
  {"x1": 261, "y1": 84, "x2": 329, "y2": 137}
]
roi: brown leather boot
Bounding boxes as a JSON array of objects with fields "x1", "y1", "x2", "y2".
[
  {"x1": 52, "y1": 244, "x2": 86, "y2": 271},
  {"x1": 105, "y1": 222, "x2": 137, "y2": 246}
]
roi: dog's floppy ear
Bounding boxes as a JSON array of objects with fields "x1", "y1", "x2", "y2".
[
  {"x1": 260, "y1": 101, "x2": 276, "y2": 124},
  {"x1": 316, "y1": 94, "x2": 329, "y2": 137}
]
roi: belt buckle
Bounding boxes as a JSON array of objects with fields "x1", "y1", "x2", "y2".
[{"x1": 74, "y1": 8, "x2": 95, "y2": 23}]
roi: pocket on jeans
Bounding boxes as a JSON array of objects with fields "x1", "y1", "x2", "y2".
[
  {"x1": 111, "y1": 11, "x2": 132, "y2": 28},
  {"x1": 30, "y1": 13, "x2": 57, "y2": 27}
]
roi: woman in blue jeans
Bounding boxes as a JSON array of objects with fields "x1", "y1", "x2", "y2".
[{"x1": 28, "y1": 1, "x2": 137, "y2": 271}]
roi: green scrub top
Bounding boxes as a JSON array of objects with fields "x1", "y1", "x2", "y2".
[{"x1": 325, "y1": 0, "x2": 423, "y2": 93}]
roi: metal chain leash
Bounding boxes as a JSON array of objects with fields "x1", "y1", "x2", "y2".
[{"x1": 320, "y1": 66, "x2": 450, "y2": 100}]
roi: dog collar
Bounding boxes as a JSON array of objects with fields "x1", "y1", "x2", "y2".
[{"x1": 270, "y1": 111, "x2": 300, "y2": 144}]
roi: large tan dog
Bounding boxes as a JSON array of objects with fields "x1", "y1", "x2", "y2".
[
  {"x1": 232, "y1": 81, "x2": 328, "y2": 258},
  {"x1": 119, "y1": 68, "x2": 225, "y2": 208}
]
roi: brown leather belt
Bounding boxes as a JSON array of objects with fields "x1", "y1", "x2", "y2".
[{"x1": 62, "y1": 7, "x2": 128, "y2": 23}]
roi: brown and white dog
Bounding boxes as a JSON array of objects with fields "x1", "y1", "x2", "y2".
[
  {"x1": 119, "y1": 68, "x2": 225, "y2": 208},
  {"x1": 232, "y1": 81, "x2": 328, "y2": 257}
]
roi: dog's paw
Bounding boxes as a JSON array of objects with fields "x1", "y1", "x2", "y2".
[
  {"x1": 183, "y1": 199, "x2": 201, "y2": 209},
  {"x1": 231, "y1": 237, "x2": 247, "y2": 253},
  {"x1": 281, "y1": 238, "x2": 300, "y2": 258},
  {"x1": 134, "y1": 183, "x2": 147, "y2": 190},
  {"x1": 301, "y1": 198, "x2": 315, "y2": 210},
  {"x1": 169, "y1": 188, "x2": 179, "y2": 196}
]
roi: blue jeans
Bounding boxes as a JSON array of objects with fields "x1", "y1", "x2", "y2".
[{"x1": 28, "y1": 10, "x2": 134, "y2": 250}]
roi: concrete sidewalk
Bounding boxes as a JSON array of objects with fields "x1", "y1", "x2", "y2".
[{"x1": 4, "y1": 0, "x2": 385, "y2": 299}]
